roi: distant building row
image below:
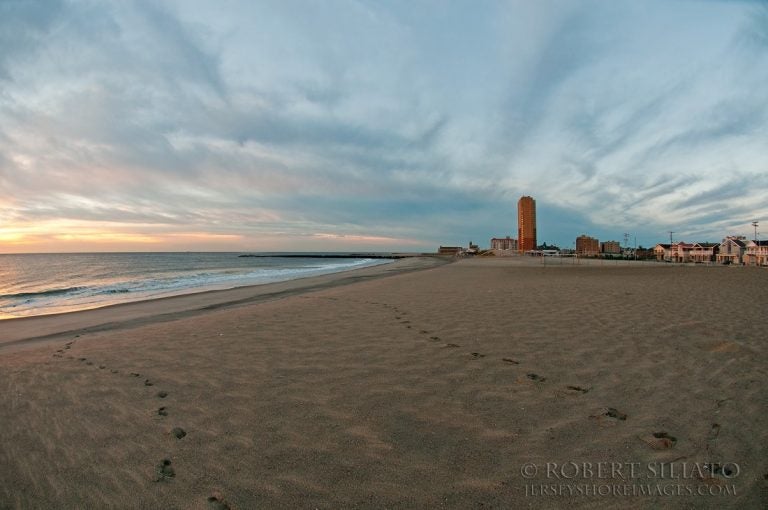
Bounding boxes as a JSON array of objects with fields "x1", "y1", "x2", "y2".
[
  {"x1": 575, "y1": 235, "x2": 622, "y2": 256},
  {"x1": 654, "y1": 236, "x2": 768, "y2": 265},
  {"x1": 488, "y1": 234, "x2": 628, "y2": 257}
]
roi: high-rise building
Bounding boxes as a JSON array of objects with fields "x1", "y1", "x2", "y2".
[{"x1": 517, "y1": 196, "x2": 537, "y2": 253}]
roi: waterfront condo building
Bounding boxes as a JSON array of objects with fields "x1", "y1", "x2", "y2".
[
  {"x1": 601, "y1": 240, "x2": 621, "y2": 254},
  {"x1": 576, "y1": 234, "x2": 600, "y2": 256},
  {"x1": 517, "y1": 196, "x2": 537, "y2": 253},
  {"x1": 490, "y1": 236, "x2": 518, "y2": 251}
]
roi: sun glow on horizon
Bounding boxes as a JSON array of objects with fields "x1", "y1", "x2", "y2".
[
  {"x1": 0, "y1": 219, "x2": 430, "y2": 253},
  {"x1": 0, "y1": 219, "x2": 256, "y2": 253}
]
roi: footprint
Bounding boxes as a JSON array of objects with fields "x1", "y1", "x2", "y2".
[
  {"x1": 705, "y1": 463, "x2": 735, "y2": 477},
  {"x1": 144, "y1": 379, "x2": 154, "y2": 386},
  {"x1": 443, "y1": 343, "x2": 460, "y2": 348},
  {"x1": 526, "y1": 373, "x2": 546, "y2": 382},
  {"x1": 640, "y1": 431, "x2": 677, "y2": 449},
  {"x1": 502, "y1": 358, "x2": 519, "y2": 365},
  {"x1": 207, "y1": 495, "x2": 231, "y2": 510},
  {"x1": 85, "y1": 361, "x2": 93, "y2": 366},
  {"x1": 99, "y1": 365, "x2": 106, "y2": 369},
  {"x1": 604, "y1": 407, "x2": 627, "y2": 420},
  {"x1": 709, "y1": 423, "x2": 721, "y2": 439},
  {"x1": 158, "y1": 407, "x2": 168, "y2": 416},
  {"x1": 171, "y1": 427, "x2": 187, "y2": 439},
  {"x1": 470, "y1": 352, "x2": 486, "y2": 359},
  {"x1": 78, "y1": 358, "x2": 87, "y2": 362},
  {"x1": 566, "y1": 385, "x2": 589, "y2": 393},
  {"x1": 429, "y1": 336, "x2": 441, "y2": 341},
  {"x1": 111, "y1": 369, "x2": 118, "y2": 374},
  {"x1": 155, "y1": 459, "x2": 175, "y2": 482},
  {"x1": 419, "y1": 330, "x2": 429, "y2": 335},
  {"x1": 157, "y1": 391, "x2": 168, "y2": 399},
  {"x1": 130, "y1": 373, "x2": 141, "y2": 377}
]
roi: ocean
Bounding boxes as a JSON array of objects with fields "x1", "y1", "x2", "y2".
[{"x1": 0, "y1": 252, "x2": 393, "y2": 320}]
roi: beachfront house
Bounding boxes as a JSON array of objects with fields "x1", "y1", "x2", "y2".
[
  {"x1": 654, "y1": 243, "x2": 671, "y2": 261},
  {"x1": 744, "y1": 240, "x2": 768, "y2": 266},
  {"x1": 716, "y1": 236, "x2": 747, "y2": 265},
  {"x1": 655, "y1": 242, "x2": 718, "y2": 263},
  {"x1": 689, "y1": 242, "x2": 719, "y2": 263},
  {"x1": 670, "y1": 242, "x2": 694, "y2": 263}
]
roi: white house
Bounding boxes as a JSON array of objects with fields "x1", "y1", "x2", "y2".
[{"x1": 716, "y1": 236, "x2": 747, "y2": 265}]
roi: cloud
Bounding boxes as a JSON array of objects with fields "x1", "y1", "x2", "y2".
[
  {"x1": 0, "y1": 0, "x2": 67, "y2": 80},
  {"x1": 0, "y1": 0, "x2": 766, "y2": 252}
]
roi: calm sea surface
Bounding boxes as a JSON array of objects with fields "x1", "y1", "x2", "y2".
[{"x1": 0, "y1": 253, "x2": 392, "y2": 320}]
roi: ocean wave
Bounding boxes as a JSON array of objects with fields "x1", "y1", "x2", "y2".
[
  {"x1": 0, "y1": 256, "x2": 392, "y2": 318},
  {"x1": 98, "y1": 288, "x2": 131, "y2": 294},
  {"x1": 0, "y1": 286, "x2": 86, "y2": 300}
]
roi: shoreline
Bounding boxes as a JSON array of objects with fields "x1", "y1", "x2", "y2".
[
  {"x1": 1, "y1": 255, "x2": 752, "y2": 350},
  {"x1": 237, "y1": 253, "x2": 418, "y2": 259},
  {"x1": 0, "y1": 256, "x2": 449, "y2": 352}
]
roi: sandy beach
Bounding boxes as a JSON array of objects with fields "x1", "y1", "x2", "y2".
[{"x1": 1, "y1": 257, "x2": 766, "y2": 509}]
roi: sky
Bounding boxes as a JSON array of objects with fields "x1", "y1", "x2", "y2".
[{"x1": 1, "y1": 0, "x2": 766, "y2": 253}]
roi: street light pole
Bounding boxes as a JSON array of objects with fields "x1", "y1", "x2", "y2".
[{"x1": 753, "y1": 220, "x2": 760, "y2": 266}]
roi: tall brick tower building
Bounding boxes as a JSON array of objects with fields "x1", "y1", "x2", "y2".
[{"x1": 518, "y1": 196, "x2": 537, "y2": 253}]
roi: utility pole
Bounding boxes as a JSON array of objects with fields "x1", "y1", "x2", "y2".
[
  {"x1": 668, "y1": 231, "x2": 675, "y2": 263},
  {"x1": 752, "y1": 220, "x2": 759, "y2": 266}
]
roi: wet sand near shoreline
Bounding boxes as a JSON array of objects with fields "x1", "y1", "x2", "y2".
[{"x1": 1, "y1": 257, "x2": 766, "y2": 509}]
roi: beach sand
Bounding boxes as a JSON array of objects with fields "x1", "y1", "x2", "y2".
[{"x1": 1, "y1": 257, "x2": 766, "y2": 509}]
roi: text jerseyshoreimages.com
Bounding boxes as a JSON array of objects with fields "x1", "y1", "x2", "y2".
[{"x1": 525, "y1": 483, "x2": 736, "y2": 497}]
